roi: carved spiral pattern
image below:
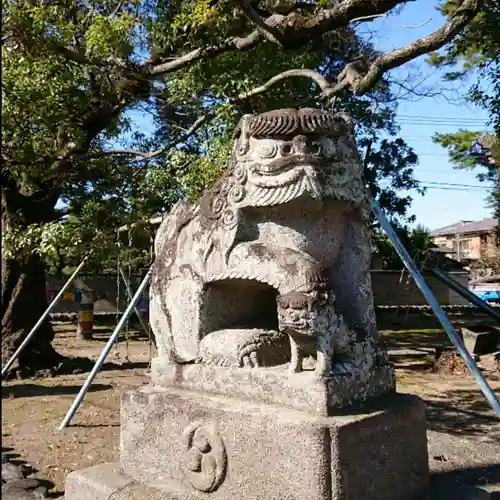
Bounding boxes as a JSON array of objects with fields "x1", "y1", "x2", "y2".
[
  {"x1": 228, "y1": 184, "x2": 246, "y2": 203},
  {"x1": 182, "y1": 420, "x2": 227, "y2": 493},
  {"x1": 238, "y1": 141, "x2": 250, "y2": 155},
  {"x1": 256, "y1": 140, "x2": 278, "y2": 159},
  {"x1": 222, "y1": 208, "x2": 238, "y2": 228},
  {"x1": 233, "y1": 164, "x2": 247, "y2": 184},
  {"x1": 219, "y1": 182, "x2": 230, "y2": 197},
  {"x1": 210, "y1": 196, "x2": 225, "y2": 215}
]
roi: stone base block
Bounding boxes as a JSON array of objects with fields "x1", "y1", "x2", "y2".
[
  {"x1": 461, "y1": 325, "x2": 500, "y2": 356},
  {"x1": 151, "y1": 357, "x2": 396, "y2": 416},
  {"x1": 65, "y1": 388, "x2": 428, "y2": 500},
  {"x1": 70, "y1": 385, "x2": 426, "y2": 500}
]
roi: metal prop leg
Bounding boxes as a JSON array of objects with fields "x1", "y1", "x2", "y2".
[
  {"x1": 58, "y1": 267, "x2": 153, "y2": 430},
  {"x1": 119, "y1": 267, "x2": 150, "y2": 335},
  {"x1": 1, "y1": 257, "x2": 88, "y2": 378},
  {"x1": 371, "y1": 198, "x2": 500, "y2": 418},
  {"x1": 430, "y1": 268, "x2": 500, "y2": 321}
]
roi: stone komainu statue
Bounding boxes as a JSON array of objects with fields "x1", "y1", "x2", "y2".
[{"x1": 150, "y1": 107, "x2": 389, "y2": 380}]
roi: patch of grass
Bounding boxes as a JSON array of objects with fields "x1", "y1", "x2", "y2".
[{"x1": 381, "y1": 328, "x2": 444, "y2": 335}]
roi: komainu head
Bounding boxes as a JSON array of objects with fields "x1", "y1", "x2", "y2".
[{"x1": 229, "y1": 108, "x2": 365, "y2": 207}]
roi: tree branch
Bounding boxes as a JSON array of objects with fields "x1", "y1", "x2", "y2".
[
  {"x1": 238, "y1": 0, "x2": 482, "y2": 100},
  {"x1": 149, "y1": 13, "x2": 283, "y2": 76},
  {"x1": 235, "y1": 0, "x2": 284, "y2": 45},
  {"x1": 149, "y1": 0, "x2": 407, "y2": 76},
  {"x1": 84, "y1": 114, "x2": 212, "y2": 161},
  {"x1": 237, "y1": 69, "x2": 335, "y2": 100},
  {"x1": 353, "y1": 0, "x2": 482, "y2": 94},
  {"x1": 50, "y1": 43, "x2": 95, "y2": 65},
  {"x1": 110, "y1": 0, "x2": 125, "y2": 18},
  {"x1": 27, "y1": 0, "x2": 480, "y2": 167},
  {"x1": 400, "y1": 17, "x2": 432, "y2": 29}
]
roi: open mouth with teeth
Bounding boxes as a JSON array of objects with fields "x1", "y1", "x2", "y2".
[{"x1": 253, "y1": 155, "x2": 333, "y2": 176}]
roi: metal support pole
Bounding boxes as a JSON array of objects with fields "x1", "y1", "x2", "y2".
[
  {"x1": 119, "y1": 267, "x2": 149, "y2": 335},
  {"x1": 430, "y1": 268, "x2": 500, "y2": 322},
  {"x1": 2, "y1": 257, "x2": 88, "y2": 378},
  {"x1": 58, "y1": 267, "x2": 153, "y2": 430},
  {"x1": 371, "y1": 198, "x2": 500, "y2": 418}
]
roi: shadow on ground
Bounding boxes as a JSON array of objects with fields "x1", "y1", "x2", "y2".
[
  {"x1": 2, "y1": 446, "x2": 56, "y2": 496},
  {"x1": 427, "y1": 463, "x2": 500, "y2": 499},
  {"x1": 422, "y1": 388, "x2": 500, "y2": 438},
  {"x1": 383, "y1": 329, "x2": 449, "y2": 350},
  {"x1": 1, "y1": 383, "x2": 110, "y2": 399}
]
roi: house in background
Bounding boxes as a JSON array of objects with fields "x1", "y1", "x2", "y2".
[{"x1": 431, "y1": 218, "x2": 498, "y2": 262}]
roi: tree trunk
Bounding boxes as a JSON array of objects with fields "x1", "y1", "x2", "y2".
[
  {"x1": 1, "y1": 253, "x2": 64, "y2": 377},
  {"x1": 1, "y1": 180, "x2": 93, "y2": 378}
]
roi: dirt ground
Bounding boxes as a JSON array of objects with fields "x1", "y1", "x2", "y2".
[{"x1": 2, "y1": 315, "x2": 500, "y2": 498}]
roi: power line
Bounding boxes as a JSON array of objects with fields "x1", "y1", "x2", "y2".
[
  {"x1": 417, "y1": 153, "x2": 450, "y2": 156},
  {"x1": 398, "y1": 122, "x2": 488, "y2": 127},
  {"x1": 419, "y1": 185, "x2": 489, "y2": 191},
  {"x1": 378, "y1": 180, "x2": 491, "y2": 190},
  {"x1": 415, "y1": 167, "x2": 477, "y2": 173},
  {"x1": 397, "y1": 114, "x2": 487, "y2": 122},
  {"x1": 419, "y1": 180, "x2": 489, "y2": 188}
]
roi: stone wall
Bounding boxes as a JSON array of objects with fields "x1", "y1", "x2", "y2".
[
  {"x1": 46, "y1": 271, "x2": 470, "y2": 314},
  {"x1": 370, "y1": 270, "x2": 469, "y2": 306}
]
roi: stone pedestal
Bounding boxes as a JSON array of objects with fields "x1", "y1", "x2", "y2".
[
  {"x1": 65, "y1": 386, "x2": 429, "y2": 500},
  {"x1": 65, "y1": 107, "x2": 430, "y2": 500},
  {"x1": 150, "y1": 358, "x2": 396, "y2": 416}
]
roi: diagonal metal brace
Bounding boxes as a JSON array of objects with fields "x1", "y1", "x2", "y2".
[{"x1": 371, "y1": 197, "x2": 500, "y2": 418}]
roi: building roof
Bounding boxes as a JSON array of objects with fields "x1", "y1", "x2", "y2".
[
  {"x1": 431, "y1": 218, "x2": 497, "y2": 237},
  {"x1": 430, "y1": 245, "x2": 455, "y2": 254}
]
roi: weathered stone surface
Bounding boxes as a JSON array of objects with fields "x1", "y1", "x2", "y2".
[
  {"x1": 150, "y1": 107, "x2": 394, "y2": 409},
  {"x1": 116, "y1": 386, "x2": 428, "y2": 500},
  {"x1": 65, "y1": 462, "x2": 133, "y2": 500},
  {"x1": 65, "y1": 388, "x2": 428, "y2": 500},
  {"x1": 151, "y1": 357, "x2": 395, "y2": 416},
  {"x1": 64, "y1": 108, "x2": 428, "y2": 500},
  {"x1": 461, "y1": 325, "x2": 500, "y2": 356}
]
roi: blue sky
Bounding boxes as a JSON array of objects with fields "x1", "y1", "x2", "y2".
[
  {"x1": 122, "y1": 1, "x2": 493, "y2": 231},
  {"x1": 366, "y1": 0, "x2": 492, "y2": 230}
]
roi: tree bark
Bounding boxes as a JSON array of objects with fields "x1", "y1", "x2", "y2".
[
  {"x1": 1, "y1": 180, "x2": 92, "y2": 378},
  {"x1": 1, "y1": 253, "x2": 64, "y2": 377}
]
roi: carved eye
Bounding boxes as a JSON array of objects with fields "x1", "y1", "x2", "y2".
[
  {"x1": 257, "y1": 140, "x2": 278, "y2": 159},
  {"x1": 280, "y1": 143, "x2": 293, "y2": 156},
  {"x1": 310, "y1": 141, "x2": 322, "y2": 156}
]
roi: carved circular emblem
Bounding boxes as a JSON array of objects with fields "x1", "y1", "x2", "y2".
[
  {"x1": 181, "y1": 420, "x2": 227, "y2": 493},
  {"x1": 228, "y1": 184, "x2": 246, "y2": 204}
]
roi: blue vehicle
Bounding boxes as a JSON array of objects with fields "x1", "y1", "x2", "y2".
[{"x1": 469, "y1": 276, "x2": 500, "y2": 304}]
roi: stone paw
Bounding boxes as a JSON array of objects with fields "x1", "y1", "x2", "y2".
[
  {"x1": 197, "y1": 328, "x2": 290, "y2": 369},
  {"x1": 240, "y1": 350, "x2": 261, "y2": 368}
]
